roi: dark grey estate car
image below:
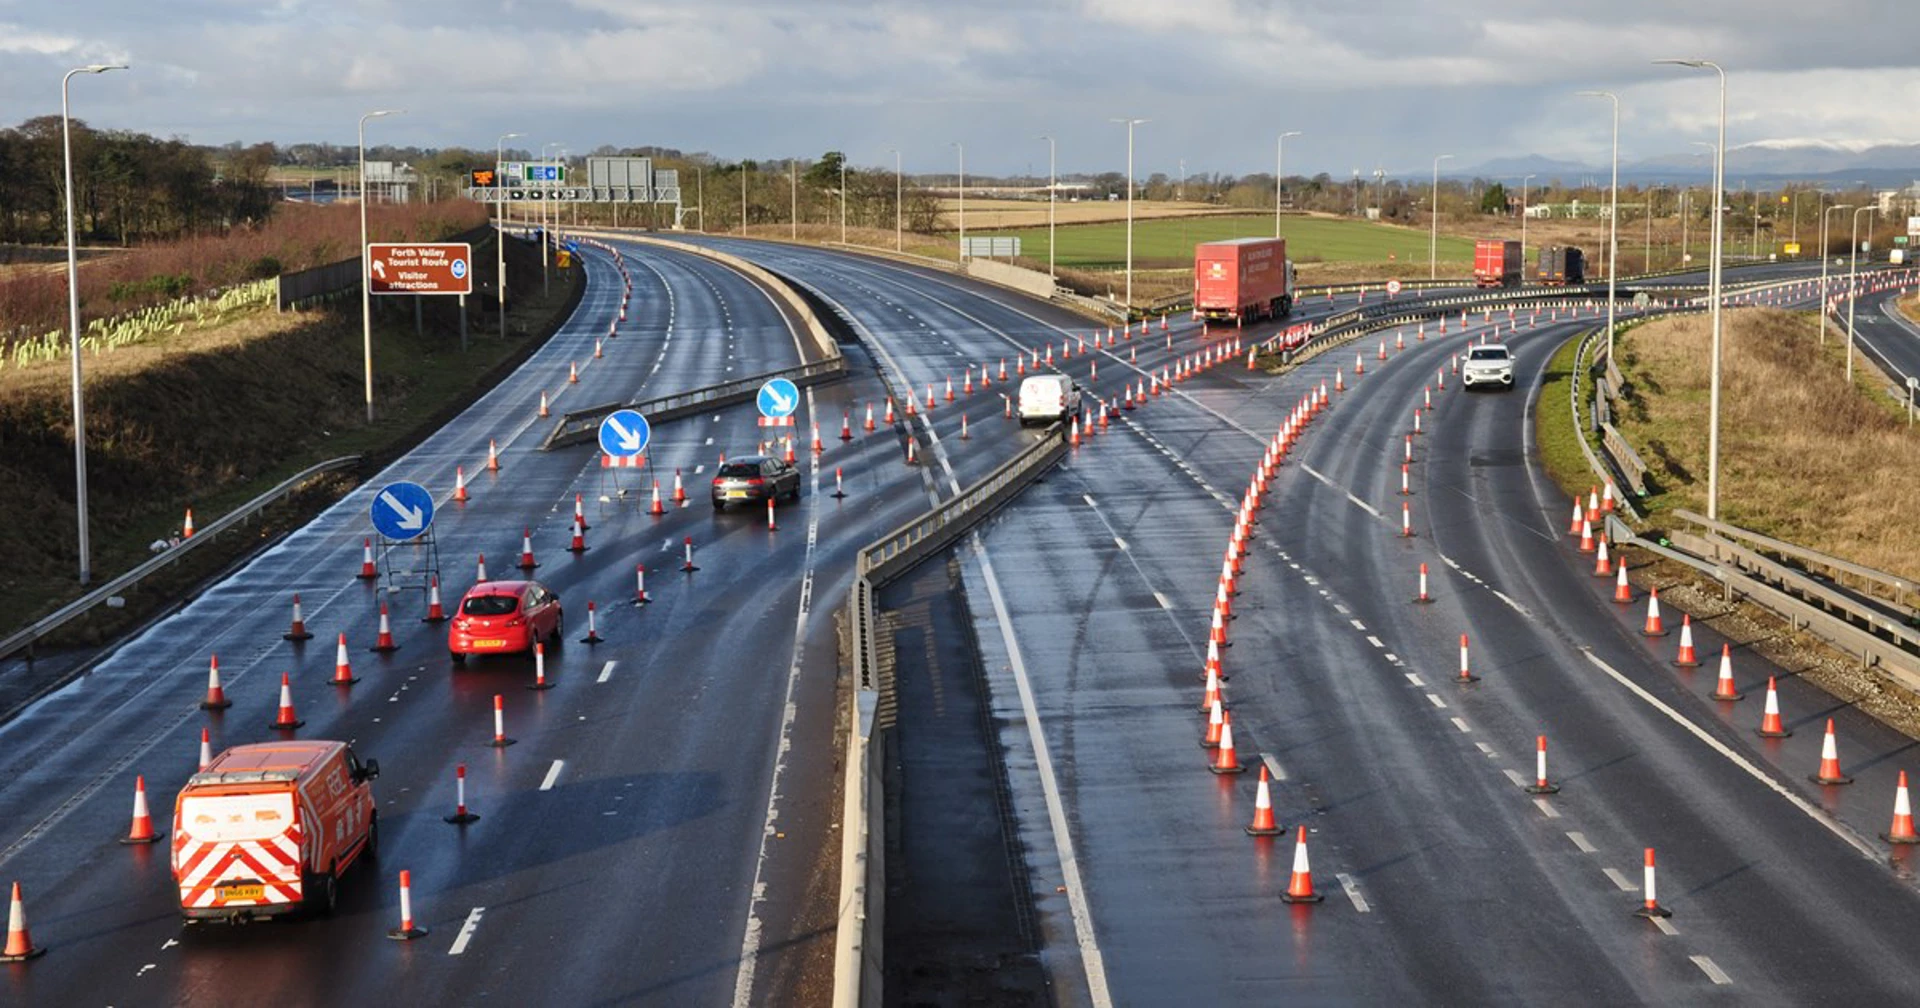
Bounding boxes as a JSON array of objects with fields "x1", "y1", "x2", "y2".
[{"x1": 711, "y1": 455, "x2": 801, "y2": 509}]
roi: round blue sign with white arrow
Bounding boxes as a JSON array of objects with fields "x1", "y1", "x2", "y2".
[
  {"x1": 598, "y1": 408, "x2": 651, "y2": 458},
  {"x1": 371, "y1": 480, "x2": 435, "y2": 542},
  {"x1": 450, "y1": 257, "x2": 468, "y2": 280},
  {"x1": 757, "y1": 378, "x2": 800, "y2": 419}
]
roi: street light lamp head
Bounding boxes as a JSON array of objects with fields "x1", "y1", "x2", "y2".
[
  {"x1": 367, "y1": 109, "x2": 402, "y2": 119},
  {"x1": 80, "y1": 64, "x2": 128, "y2": 74},
  {"x1": 1653, "y1": 58, "x2": 1711, "y2": 68}
]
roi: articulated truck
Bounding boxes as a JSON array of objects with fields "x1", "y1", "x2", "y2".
[
  {"x1": 1535, "y1": 245, "x2": 1586, "y2": 286},
  {"x1": 1193, "y1": 237, "x2": 1296, "y2": 328},
  {"x1": 1473, "y1": 239, "x2": 1523, "y2": 287}
]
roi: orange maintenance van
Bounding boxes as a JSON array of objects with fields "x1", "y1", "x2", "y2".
[{"x1": 170, "y1": 741, "x2": 380, "y2": 921}]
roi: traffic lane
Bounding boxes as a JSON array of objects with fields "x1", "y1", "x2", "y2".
[
  {"x1": 1845, "y1": 286, "x2": 1920, "y2": 386},
  {"x1": 614, "y1": 241, "x2": 805, "y2": 389},
  {"x1": 6, "y1": 372, "x2": 933, "y2": 1006},
  {"x1": 1284, "y1": 318, "x2": 1920, "y2": 999},
  {"x1": 954, "y1": 417, "x2": 1677, "y2": 1004},
  {"x1": 0, "y1": 251, "x2": 828, "y2": 998}
]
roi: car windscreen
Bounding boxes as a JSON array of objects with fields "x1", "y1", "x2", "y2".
[
  {"x1": 462, "y1": 595, "x2": 520, "y2": 616},
  {"x1": 1467, "y1": 348, "x2": 1510, "y2": 361},
  {"x1": 718, "y1": 462, "x2": 762, "y2": 477}
]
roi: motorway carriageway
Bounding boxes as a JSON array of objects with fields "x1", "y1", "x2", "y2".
[
  {"x1": 0, "y1": 235, "x2": 1071, "y2": 1006},
  {"x1": 693, "y1": 241, "x2": 1920, "y2": 1005}
]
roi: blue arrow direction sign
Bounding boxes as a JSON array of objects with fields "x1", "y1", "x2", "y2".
[
  {"x1": 598, "y1": 408, "x2": 651, "y2": 457},
  {"x1": 371, "y1": 480, "x2": 434, "y2": 541},
  {"x1": 757, "y1": 378, "x2": 800, "y2": 419}
]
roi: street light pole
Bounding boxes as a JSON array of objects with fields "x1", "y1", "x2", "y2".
[
  {"x1": 1429, "y1": 153, "x2": 1453, "y2": 279},
  {"x1": 741, "y1": 164, "x2": 748, "y2": 235},
  {"x1": 889, "y1": 149, "x2": 902, "y2": 252},
  {"x1": 495, "y1": 132, "x2": 521, "y2": 341},
  {"x1": 1576, "y1": 90, "x2": 1620, "y2": 363},
  {"x1": 1645, "y1": 185, "x2": 1668, "y2": 273},
  {"x1": 1847, "y1": 205, "x2": 1874, "y2": 383},
  {"x1": 790, "y1": 159, "x2": 798, "y2": 240},
  {"x1": 359, "y1": 108, "x2": 402, "y2": 426},
  {"x1": 1818, "y1": 203, "x2": 1853, "y2": 344},
  {"x1": 1039, "y1": 135, "x2": 1056, "y2": 278},
  {"x1": 1113, "y1": 119, "x2": 1148, "y2": 313},
  {"x1": 839, "y1": 157, "x2": 847, "y2": 245},
  {"x1": 1275, "y1": 130, "x2": 1301, "y2": 238},
  {"x1": 952, "y1": 141, "x2": 965, "y2": 258},
  {"x1": 1520, "y1": 173, "x2": 1536, "y2": 267},
  {"x1": 1657, "y1": 58, "x2": 1727, "y2": 520},
  {"x1": 60, "y1": 62, "x2": 127, "y2": 586},
  {"x1": 1680, "y1": 189, "x2": 1690, "y2": 266}
]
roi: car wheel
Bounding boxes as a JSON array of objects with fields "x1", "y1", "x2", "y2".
[
  {"x1": 549, "y1": 616, "x2": 564, "y2": 648},
  {"x1": 308, "y1": 870, "x2": 338, "y2": 917},
  {"x1": 713, "y1": 500, "x2": 725, "y2": 511},
  {"x1": 450, "y1": 651, "x2": 466, "y2": 666},
  {"x1": 365, "y1": 812, "x2": 379, "y2": 861}
]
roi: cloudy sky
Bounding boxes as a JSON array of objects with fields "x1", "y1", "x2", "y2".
[{"x1": 3, "y1": 0, "x2": 1917, "y2": 177}]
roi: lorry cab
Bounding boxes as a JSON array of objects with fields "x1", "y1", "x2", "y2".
[
  {"x1": 1017, "y1": 374, "x2": 1080, "y2": 426},
  {"x1": 172, "y1": 741, "x2": 379, "y2": 921}
]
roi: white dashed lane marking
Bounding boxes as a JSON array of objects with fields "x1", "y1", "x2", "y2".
[
  {"x1": 1691, "y1": 955, "x2": 1731, "y2": 984},
  {"x1": 1603, "y1": 868, "x2": 1639, "y2": 892},
  {"x1": 1567, "y1": 831, "x2": 1598, "y2": 854},
  {"x1": 539, "y1": 760, "x2": 565, "y2": 791},
  {"x1": 597, "y1": 661, "x2": 616, "y2": 684},
  {"x1": 449, "y1": 907, "x2": 485, "y2": 955}
]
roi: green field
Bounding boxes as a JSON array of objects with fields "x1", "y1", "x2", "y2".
[{"x1": 975, "y1": 214, "x2": 1476, "y2": 268}]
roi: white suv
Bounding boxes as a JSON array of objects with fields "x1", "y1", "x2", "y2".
[{"x1": 1461, "y1": 344, "x2": 1514, "y2": 390}]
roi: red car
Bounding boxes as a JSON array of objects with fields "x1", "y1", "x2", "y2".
[{"x1": 448, "y1": 580, "x2": 564, "y2": 664}]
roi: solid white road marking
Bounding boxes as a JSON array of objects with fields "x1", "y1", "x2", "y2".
[
  {"x1": 449, "y1": 907, "x2": 485, "y2": 955},
  {"x1": 1567, "y1": 831, "x2": 1598, "y2": 853},
  {"x1": 1691, "y1": 955, "x2": 1731, "y2": 984},
  {"x1": 1153, "y1": 592, "x2": 1174, "y2": 610},
  {"x1": 1581, "y1": 651, "x2": 1883, "y2": 862},
  {"x1": 1113, "y1": 537, "x2": 1129, "y2": 551},
  {"x1": 597, "y1": 661, "x2": 617, "y2": 684},
  {"x1": 539, "y1": 760, "x2": 565, "y2": 791},
  {"x1": 1603, "y1": 868, "x2": 1639, "y2": 891},
  {"x1": 1083, "y1": 494, "x2": 1098, "y2": 507},
  {"x1": 1335, "y1": 873, "x2": 1371, "y2": 913}
]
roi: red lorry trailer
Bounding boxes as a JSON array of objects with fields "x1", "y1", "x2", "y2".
[
  {"x1": 1193, "y1": 237, "x2": 1295, "y2": 327},
  {"x1": 1473, "y1": 239, "x2": 1523, "y2": 287}
]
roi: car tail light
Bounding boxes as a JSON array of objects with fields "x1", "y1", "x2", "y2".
[
  {"x1": 503, "y1": 618, "x2": 524, "y2": 628},
  {"x1": 746, "y1": 477, "x2": 764, "y2": 486}
]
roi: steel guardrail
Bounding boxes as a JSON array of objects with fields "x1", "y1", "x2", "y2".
[
  {"x1": 1672, "y1": 509, "x2": 1920, "y2": 619},
  {"x1": 542, "y1": 358, "x2": 847, "y2": 449},
  {"x1": 0, "y1": 455, "x2": 362, "y2": 663}
]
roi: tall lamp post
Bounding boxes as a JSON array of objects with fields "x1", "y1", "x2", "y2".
[
  {"x1": 495, "y1": 132, "x2": 521, "y2": 341},
  {"x1": 1274, "y1": 130, "x2": 1301, "y2": 238},
  {"x1": 1520, "y1": 173, "x2": 1537, "y2": 267},
  {"x1": 1429, "y1": 153, "x2": 1453, "y2": 279},
  {"x1": 888, "y1": 149, "x2": 902, "y2": 252},
  {"x1": 839, "y1": 156, "x2": 847, "y2": 246},
  {"x1": 61, "y1": 62, "x2": 128, "y2": 586},
  {"x1": 1576, "y1": 90, "x2": 1620, "y2": 362},
  {"x1": 951, "y1": 141, "x2": 966, "y2": 258},
  {"x1": 1656, "y1": 58, "x2": 1727, "y2": 520},
  {"x1": 359, "y1": 108, "x2": 402, "y2": 426},
  {"x1": 1818, "y1": 203, "x2": 1853, "y2": 344},
  {"x1": 1645, "y1": 185, "x2": 1669, "y2": 273},
  {"x1": 1113, "y1": 119, "x2": 1148, "y2": 313},
  {"x1": 1847, "y1": 205, "x2": 1875, "y2": 383},
  {"x1": 1039, "y1": 135, "x2": 1057, "y2": 278}
]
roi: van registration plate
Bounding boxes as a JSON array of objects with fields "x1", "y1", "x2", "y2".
[{"x1": 221, "y1": 884, "x2": 265, "y2": 902}]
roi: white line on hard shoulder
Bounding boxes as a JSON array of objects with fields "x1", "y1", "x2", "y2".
[
  {"x1": 539, "y1": 760, "x2": 565, "y2": 791},
  {"x1": 597, "y1": 661, "x2": 616, "y2": 684},
  {"x1": 1580, "y1": 650, "x2": 1884, "y2": 862},
  {"x1": 448, "y1": 907, "x2": 485, "y2": 955}
]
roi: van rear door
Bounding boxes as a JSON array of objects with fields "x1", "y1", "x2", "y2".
[{"x1": 175, "y1": 790, "x2": 303, "y2": 912}]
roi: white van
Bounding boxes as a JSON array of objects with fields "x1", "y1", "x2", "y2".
[{"x1": 1017, "y1": 374, "x2": 1080, "y2": 426}]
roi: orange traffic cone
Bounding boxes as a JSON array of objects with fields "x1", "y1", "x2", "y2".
[
  {"x1": 1593, "y1": 537, "x2": 1612, "y2": 577},
  {"x1": 1672, "y1": 615, "x2": 1699, "y2": 667},
  {"x1": 1567, "y1": 501, "x2": 1583, "y2": 536},
  {"x1": 840, "y1": 413, "x2": 854, "y2": 441},
  {"x1": 1613, "y1": 565, "x2": 1633, "y2": 604},
  {"x1": 1201, "y1": 698, "x2": 1224, "y2": 749},
  {"x1": 1578, "y1": 519, "x2": 1596, "y2": 553},
  {"x1": 1757, "y1": 677, "x2": 1791, "y2": 737},
  {"x1": 334, "y1": 633, "x2": 360, "y2": 685},
  {"x1": 371, "y1": 605, "x2": 398, "y2": 653},
  {"x1": 452, "y1": 466, "x2": 470, "y2": 503},
  {"x1": 424, "y1": 577, "x2": 447, "y2": 623},
  {"x1": 1642, "y1": 588, "x2": 1667, "y2": 636},
  {"x1": 1710, "y1": 644, "x2": 1742, "y2": 700},
  {"x1": 120, "y1": 775, "x2": 164, "y2": 844},
  {"x1": 1246, "y1": 766, "x2": 1283, "y2": 836},
  {"x1": 673, "y1": 469, "x2": 688, "y2": 504},
  {"x1": 538, "y1": 390, "x2": 550, "y2": 418},
  {"x1": 285, "y1": 593, "x2": 313, "y2": 641},
  {"x1": 182, "y1": 508, "x2": 195, "y2": 539},
  {"x1": 865, "y1": 403, "x2": 877, "y2": 432},
  {"x1": 1885, "y1": 771, "x2": 1920, "y2": 844},
  {"x1": 198, "y1": 728, "x2": 212, "y2": 771},
  {"x1": 200, "y1": 654, "x2": 231, "y2": 710},
  {"x1": 1209, "y1": 710, "x2": 1246, "y2": 774},
  {"x1": 1279, "y1": 828, "x2": 1324, "y2": 904},
  {"x1": 517, "y1": 528, "x2": 538, "y2": 570},
  {"x1": 1633, "y1": 848, "x2": 1671, "y2": 918},
  {"x1": 1200, "y1": 662, "x2": 1224, "y2": 711},
  {"x1": 1525, "y1": 735, "x2": 1559, "y2": 794},
  {"x1": 356, "y1": 538, "x2": 378, "y2": 580},
  {"x1": 487, "y1": 439, "x2": 501, "y2": 472},
  {"x1": 568, "y1": 519, "x2": 588, "y2": 553},
  {"x1": 650, "y1": 481, "x2": 666, "y2": 516},
  {"x1": 0, "y1": 883, "x2": 44, "y2": 961},
  {"x1": 476, "y1": 553, "x2": 488, "y2": 582},
  {"x1": 270, "y1": 672, "x2": 304, "y2": 730},
  {"x1": 1812, "y1": 719, "x2": 1853, "y2": 784}
]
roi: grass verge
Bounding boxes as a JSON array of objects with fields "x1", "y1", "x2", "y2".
[
  {"x1": 972, "y1": 213, "x2": 1478, "y2": 271},
  {"x1": 1, "y1": 233, "x2": 583, "y2": 651}
]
